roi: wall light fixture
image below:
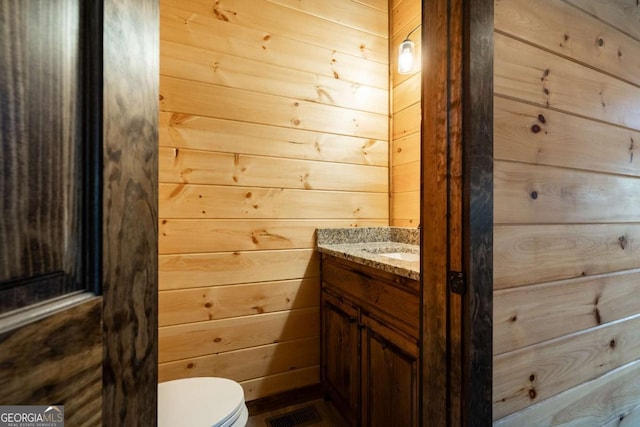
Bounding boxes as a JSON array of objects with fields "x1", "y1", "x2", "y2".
[{"x1": 398, "y1": 24, "x2": 421, "y2": 75}]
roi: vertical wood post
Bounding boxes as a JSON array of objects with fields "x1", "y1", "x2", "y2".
[
  {"x1": 462, "y1": 0, "x2": 494, "y2": 424},
  {"x1": 102, "y1": 0, "x2": 159, "y2": 424},
  {"x1": 421, "y1": 0, "x2": 493, "y2": 425},
  {"x1": 421, "y1": 0, "x2": 452, "y2": 424}
]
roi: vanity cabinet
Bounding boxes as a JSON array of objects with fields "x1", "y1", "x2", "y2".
[{"x1": 321, "y1": 254, "x2": 420, "y2": 427}]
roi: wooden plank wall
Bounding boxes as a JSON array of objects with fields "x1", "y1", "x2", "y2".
[
  {"x1": 159, "y1": 0, "x2": 390, "y2": 401},
  {"x1": 493, "y1": 0, "x2": 640, "y2": 424},
  {"x1": 391, "y1": 0, "x2": 421, "y2": 226}
]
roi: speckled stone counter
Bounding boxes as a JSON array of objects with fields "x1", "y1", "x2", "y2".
[{"x1": 316, "y1": 227, "x2": 420, "y2": 281}]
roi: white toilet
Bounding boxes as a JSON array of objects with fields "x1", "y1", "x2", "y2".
[{"x1": 158, "y1": 377, "x2": 248, "y2": 427}]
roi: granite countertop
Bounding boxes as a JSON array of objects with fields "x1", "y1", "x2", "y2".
[{"x1": 316, "y1": 227, "x2": 420, "y2": 281}]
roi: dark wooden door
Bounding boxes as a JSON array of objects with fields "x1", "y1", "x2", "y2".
[
  {"x1": 361, "y1": 314, "x2": 419, "y2": 427},
  {"x1": 0, "y1": 0, "x2": 159, "y2": 425},
  {"x1": 0, "y1": 2, "x2": 103, "y2": 424},
  {"x1": 322, "y1": 291, "x2": 360, "y2": 426}
]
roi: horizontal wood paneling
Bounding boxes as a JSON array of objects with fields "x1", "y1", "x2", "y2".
[
  {"x1": 391, "y1": 191, "x2": 420, "y2": 226},
  {"x1": 392, "y1": 161, "x2": 420, "y2": 193},
  {"x1": 390, "y1": 0, "x2": 420, "y2": 226},
  {"x1": 392, "y1": 218, "x2": 416, "y2": 227},
  {"x1": 159, "y1": 184, "x2": 388, "y2": 219},
  {"x1": 159, "y1": 278, "x2": 319, "y2": 326},
  {"x1": 241, "y1": 365, "x2": 320, "y2": 402},
  {"x1": 159, "y1": 147, "x2": 388, "y2": 191},
  {"x1": 161, "y1": 5, "x2": 388, "y2": 89},
  {"x1": 495, "y1": 360, "x2": 640, "y2": 427},
  {"x1": 495, "y1": 161, "x2": 640, "y2": 224},
  {"x1": 159, "y1": 112, "x2": 388, "y2": 166},
  {"x1": 564, "y1": 0, "x2": 640, "y2": 42},
  {"x1": 159, "y1": 0, "x2": 388, "y2": 399},
  {"x1": 166, "y1": 0, "x2": 388, "y2": 63},
  {"x1": 494, "y1": 269, "x2": 640, "y2": 355},
  {"x1": 159, "y1": 308, "x2": 319, "y2": 363},
  {"x1": 494, "y1": 96, "x2": 640, "y2": 177},
  {"x1": 390, "y1": 29, "x2": 421, "y2": 87},
  {"x1": 391, "y1": 0, "x2": 420, "y2": 39},
  {"x1": 160, "y1": 219, "x2": 387, "y2": 254},
  {"x1": 358, "y1": 0, "x2": 388, "y2": 12},
  {"x1": 161, "y1": 40, "x2": 388, "y2": 115},
  {"x1": 494, "y1": 0, "x2": 640, "y2": 421},
  {"x1": 392, "y1": 133, "x2": 420, "y2": 166},
  {"x1": 393, "y1": 73, "x2": 421, "y2": 112},
  {"x1": 267, "y1": 0, "x2": 388, "y2": 37},
  {"x1": 159, "y1": 337, "x2": 319, "y2": 382},
  {"x1": 496, "y1": 0, "x2": 640, "y2": 87},
  {"x1": 161, "y1": 76, "x2": 388, "y2": 140},
  {"x1": 159, "y1": 249, "x2": 319, "y2": 290},
  {"x1": 494, "y1": 223, "x2": 640, "y2": 289},
  {"x1": 494, "y1": 32, "x2": 640, "y2": 131},
  {"x1": 392, "y1": 102, "x2": 421, "y2": 139},
  {"x1": 611, "y1": 404, "x2": 640, "y2": 427},
  {"x1": 494, "y1": 314, "x2": 640, "y2": 419}
]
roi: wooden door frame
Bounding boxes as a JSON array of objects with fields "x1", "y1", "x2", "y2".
[
  {"x1": 420, "y1": 0, "x2": 493, "y2": 425},
  {"x1": 101, "y1": 0, "x2": 159, "y2": 424}
]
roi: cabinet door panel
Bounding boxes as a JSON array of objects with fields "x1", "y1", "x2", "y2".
[
  {"x1": 361, "y1": 314, "x2": 419, "y2": 427},
  {"x1": 322, "y1": 291, "x2": 360, "y2": 425}
]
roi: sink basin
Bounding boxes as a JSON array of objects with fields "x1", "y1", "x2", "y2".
[{"x1": 378, "y1": 252, "x2": 420, "y2": 262}]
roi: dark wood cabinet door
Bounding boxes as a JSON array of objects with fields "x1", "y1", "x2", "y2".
[
  {"x1": 322, "y1": 291, "x2": 360, "y2": 426},
  {"x1": 361, "y1": 314, "x2": 419, "y2": 427}
]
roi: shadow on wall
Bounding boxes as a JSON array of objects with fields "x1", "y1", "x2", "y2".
[{"x1": 158, "y1": 247, "x2": 321, "y2": 402}]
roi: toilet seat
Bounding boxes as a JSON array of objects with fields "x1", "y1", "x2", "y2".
[{"x1": 158, "y1": 377, "x2": 248, "y2": 427}]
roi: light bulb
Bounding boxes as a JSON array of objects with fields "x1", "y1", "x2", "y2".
[{"x1": 398, "y1": 39, "x2": 415, "y2": 75}]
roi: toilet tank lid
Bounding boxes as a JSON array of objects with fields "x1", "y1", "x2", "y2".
[{"x1": 158, "y1": 377, "x2": 245, "y2": 427}]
